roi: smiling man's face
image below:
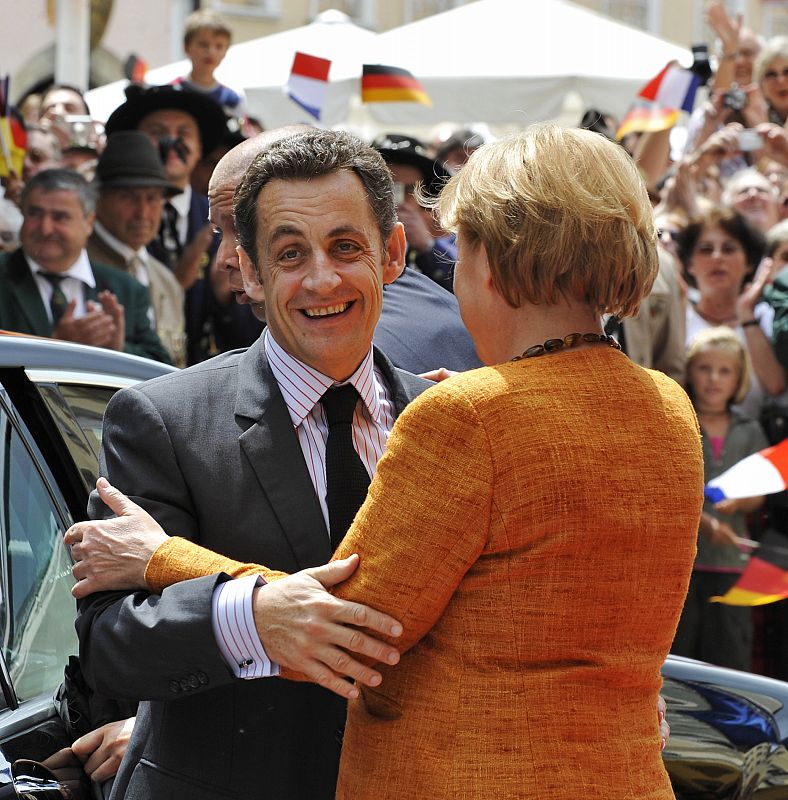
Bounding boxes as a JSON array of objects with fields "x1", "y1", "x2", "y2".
[{"x1": 238, "y1": 169, "x2": 404, "y2": 381}]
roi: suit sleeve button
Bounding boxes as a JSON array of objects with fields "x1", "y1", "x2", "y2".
[
  {"x1": 188, "y1": 674, "x2": 200, "y2": 689},
  {"x1": 179, "y1": 678, "x2": 190, "y2": 691},
  {"x1": 197, "y1": 671, "x2": 209, "y2": 685},
  {"x1": 169, "y1": 680, "x2": 181, "y2": 693}
]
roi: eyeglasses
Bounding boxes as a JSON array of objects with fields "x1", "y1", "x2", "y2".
[
  {"x1": 693, "y1": 242, "x2": 743, "y2": 257},
  {"x1": 763, "y1": 67, "x2": 788, "y2": 82}
]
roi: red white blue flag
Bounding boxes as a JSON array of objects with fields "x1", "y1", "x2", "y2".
[
  {"x1": 287, "y1": 52, "x2": 331, "y2": 120},
  {"x1": 638, "y1": 64, "x2": 700, "y2": 113},
  {"x1": 705, "y1": 438, "x2": 788, "y2": 503}
]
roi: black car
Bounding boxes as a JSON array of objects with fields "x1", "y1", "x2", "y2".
[
  {"x1": 0, "y1": 334, "x2": 173, "y2": 797},
  {"x1": 0, "y1": 335, "x2": 786, "y2": 799}
]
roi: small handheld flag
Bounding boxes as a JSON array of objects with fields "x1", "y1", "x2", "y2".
[
  {"x1": 287, "y1": 52, "x2": 331, "y2": 121},
  {"x1": 124, "y1": 54, "x2": 149, "y2": 84},
  {"x1": 616, "y1": 103, "x2": 680, "y2": 140},
  {"x1": 0, "y1": 75, "x2": 26, "y2": 179},
  {"x1": 712, "y1": 532, "x2": 788, "y2": 606},
  {"x1": 361, "y1": 65, "x2": 431, "y2": 106},
  {"x1": 705, "y1": 438, "x2": 788, "y2": 503},
  {"x1": 639, "y1": 64, "x2": 700, "y2": 113}
]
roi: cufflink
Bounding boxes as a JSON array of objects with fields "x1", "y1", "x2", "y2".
[{"x1": 239, "y1": 658, "x2": 254, "y2": 669}]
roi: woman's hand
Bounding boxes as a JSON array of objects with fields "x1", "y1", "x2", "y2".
[
  {"x1": 706, "y1": 0, "x2": 741, "y2": 58},
  {"x1": 742, "y1": 84, "x2": 770, "y2": 128},
  {"x1": 736, "y1": 258, "x2": 773, "y2": 321}
]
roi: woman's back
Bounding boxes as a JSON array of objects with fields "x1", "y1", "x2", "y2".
[{"x1": 335, "y1": 348, "x2": 703, "y2": 799}]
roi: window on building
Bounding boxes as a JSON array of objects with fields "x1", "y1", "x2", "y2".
[
  {"x1": 402, "y1": 0, "x2": 472, "y2": 24},
  {"x1": 692, "y1": 0, "x2": 747, "y2": 45},
  {"x1": 309, "y1": 0, "x2": 376, "y2": 28},
  {"x1": 209, "y1": 0, "x2": 282, "y2": 19},
  {"x1": 601, "y1": 0, "x2": 653, "y2": 31},
  {"x1": 763, "y1": 1, "x2": 788, "y2": 37}
]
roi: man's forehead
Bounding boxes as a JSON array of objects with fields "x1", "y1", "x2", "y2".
[
  {"x1": 25, "y1": 188, "x2": 81, "y2": 208},
  {"x1": 139, "y1": 109, "x2": 198, "y2": 130},
  {"x1": 103, "y1": 185, "x2": 165, "y2": 198},
  {"x1": 256, "y1": 173, "x2": 374, "y2": 232}
]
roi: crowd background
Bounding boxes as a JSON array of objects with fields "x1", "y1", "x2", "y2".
[{"x1": 3, "y1": 1, "x2": 788, "y2": 679}]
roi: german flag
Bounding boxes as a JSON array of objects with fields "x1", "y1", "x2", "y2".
[
  {"x1": 361, "y1": 65, "x2": 431, "y2": 106},
  {"x1": 615, "y1": 102, "x2": 680, "y2": 140},
  {"x1": 712, "y1": 532, "x2": 788, "y2": 606}
]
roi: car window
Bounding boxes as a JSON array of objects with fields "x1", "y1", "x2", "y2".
[
  {"x1": 35, "y1": 383, "x2": 116, "y2": 490},
  {"x1": 56, "y1": 384, "x2": 115, "y2": 458},
  {"x1": 0, "y1": 405, "x2": 76, "y2": 703}
]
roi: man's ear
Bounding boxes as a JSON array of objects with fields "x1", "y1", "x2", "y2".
[
  {"x1": 382, "y1": 222, "x2": 406, "y2": 285},
  {"x1": 238, "y1": 245, "x2": 265, "y2": 300}
]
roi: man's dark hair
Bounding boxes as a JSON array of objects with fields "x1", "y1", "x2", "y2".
[
  {"x1": 21, "y1": 168, "x2": 97, "y2": 215},
  {"x1": 233, "y1": 129, "x2": 396, "y2": 270},
  {"x1": 41, "y1": 83, "x2": 91, "y2": 116}
]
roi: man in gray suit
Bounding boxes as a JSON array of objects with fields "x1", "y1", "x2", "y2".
[{"x1": 74, "y1": 129, "x2": 430, "y2": 800}]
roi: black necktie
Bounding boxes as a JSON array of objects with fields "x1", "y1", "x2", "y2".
[
  {"x1": 40, "y1": 272, "x2": 69, "y2": 325},
  {"x1": 322, "y1": 384, "x2": 371, "y2": 552},
  {"x1": 158, "y1": 201, "x2": 183, "y2": 269}
]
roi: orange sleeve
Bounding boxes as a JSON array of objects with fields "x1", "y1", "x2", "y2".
[{"x1": 145, "y1": 536, "x2": 287, "y2": 593}]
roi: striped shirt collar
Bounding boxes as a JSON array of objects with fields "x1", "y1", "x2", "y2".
[{"x1": 264, "y1": 328, "x2": 383, "y2": 428}]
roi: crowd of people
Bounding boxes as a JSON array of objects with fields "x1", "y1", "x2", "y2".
[{"x1": 3, "y1": 1, "x2": 788, "y2": 798}]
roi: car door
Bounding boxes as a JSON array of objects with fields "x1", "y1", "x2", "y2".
[
  {"x1": 0, "y1": 384, "x2": 77, "y2": 767},
  {"x1": 0, "y1": 358, "x2": 164, "y2": 771}
]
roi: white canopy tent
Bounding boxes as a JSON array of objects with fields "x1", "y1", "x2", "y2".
[
  {"x1": 86, "y1": 2, "x2": 692, "y2": 133},
  {"x1": 363, "y1": 0, "x2": 692, "y2": 127},
  {"x1": 84, "y1": 10, "x2": 375, "y2": 128}
]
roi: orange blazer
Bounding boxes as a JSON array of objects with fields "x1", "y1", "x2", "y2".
[{"x1": 148, "y1": 348, "x2": 703, "y2": 800}]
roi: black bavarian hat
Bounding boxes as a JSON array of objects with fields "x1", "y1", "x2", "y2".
[
  {"x1": 94, "y1": 131, "x2": 181, "y2": 196},
  {"x1": 105, "y1": 84, "x2": 228, "y2": 154},
  {"x1": 372, "y1": 133, "x2": 453, "y2": 199}
]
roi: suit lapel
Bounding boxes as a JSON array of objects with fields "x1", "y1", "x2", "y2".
[
  {"x1": 7, "y1": 250, "x2": 52, "y2": 335},
  {"x1": 373, "y1": 347, "x2": 432, "y2": 414},
  {"x1": 233, "y1": 341, "x2": 431, "y2": 569},
  {"x1": 235, "y1": 336, "x2": 332, "y2": 567}
]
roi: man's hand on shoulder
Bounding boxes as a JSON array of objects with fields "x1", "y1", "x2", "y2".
[
  {"x1": 65, "y1": 478, "x2": 168, "y2": 598},
  {"x1": 253, "y1": 554, "x2": 403, "y2": 700}
]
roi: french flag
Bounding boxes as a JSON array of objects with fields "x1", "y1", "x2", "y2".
[
  {"x1": 287, "y1": 52, "x2": 331, "y2": 120},
  {"x1": 638, "y1": 64, "x2": 700, "y2": 113},
  {"x1": 705, "y1": 439, "x2": 788, "y2": 503}
]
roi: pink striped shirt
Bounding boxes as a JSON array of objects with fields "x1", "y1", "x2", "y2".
[
  {"x1": 213, "y1": 329, "x2": 396, "y2": 678},
  {"x1": 265, "y1": 329, "x2": 395, "y2": 531}
]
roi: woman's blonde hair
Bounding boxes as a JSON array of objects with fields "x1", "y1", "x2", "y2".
[
  {"x1": 685, "y1": 326, "x2": 751, "y2": 406},
  {"x1": 755, "y1": 36, "x2": 788, "y2": 84},
  {"x1": 435, "y1": 124, "x2": 658, "y2": 317}
]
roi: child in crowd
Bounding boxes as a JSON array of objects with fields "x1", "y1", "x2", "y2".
[
  {"x1": 171, "y1": 9, "x2": 247, "y2": 119},
  {"x1": 672, "y1": 327, "x2": 768, "y2": 670}
]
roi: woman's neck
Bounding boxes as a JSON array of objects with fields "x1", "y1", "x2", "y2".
[
  {"x1": 503, "y1": 302, "x2": 604, "y2": 362},
  {"x1": 694, "y1": 295, "x2": 739, "y2": 326}
]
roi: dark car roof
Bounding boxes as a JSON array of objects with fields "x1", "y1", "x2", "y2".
[{"x1": 0, "y1": 332, "x2": 177, "y2": 382}]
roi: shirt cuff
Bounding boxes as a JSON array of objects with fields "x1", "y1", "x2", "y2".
[{"x1": 211, "y1": 574, "x2": 280, "y2": 678}]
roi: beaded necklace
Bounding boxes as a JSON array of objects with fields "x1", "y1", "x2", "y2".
[{"x1": 511, "y1": 332, "x2": 621, "y2": 361}]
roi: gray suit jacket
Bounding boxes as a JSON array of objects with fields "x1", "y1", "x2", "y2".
[{"x1": 76, "y1": 335, "x2": 430, "y2": 800}]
